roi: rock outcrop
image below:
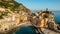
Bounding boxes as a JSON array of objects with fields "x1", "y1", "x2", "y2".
[{"x1": 30, "y1": 9, "x2": 60, "y2": 34}]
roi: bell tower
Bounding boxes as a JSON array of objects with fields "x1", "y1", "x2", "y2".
[{"x1": 46, "y1": 8, "x2": 48, "y2": 12}]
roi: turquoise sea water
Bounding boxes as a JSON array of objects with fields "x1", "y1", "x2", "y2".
[
  {"x1": 16, "y1": 26, "x2": 36, "y2": 34},
  {"x1": 16, "y1": 11, "x2": 60, "y2": 34}
]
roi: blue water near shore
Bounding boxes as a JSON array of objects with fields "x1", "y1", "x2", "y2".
[
  {"x1": 16, "y1": 26, "x2": 36, "y2": 34},
  {"x1": 16, "y1": 11, "x2": 60, "y2": 34},
  {"x1": 52, "y1": 11, "x2": 60, "y2": 23}
]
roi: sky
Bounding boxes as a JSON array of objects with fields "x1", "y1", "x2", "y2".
[{"x1": 15, "y1": 0, "x2": 60, "y2": 11}]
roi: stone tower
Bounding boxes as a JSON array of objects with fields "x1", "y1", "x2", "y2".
[{"x1": 46, "y1": 8, "x2": 48, "y2": 12}]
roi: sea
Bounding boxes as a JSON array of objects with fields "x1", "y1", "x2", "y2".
[
  {"x1": 16, "y1": 11, "x2": 60, "y2": 34},
  {"x1": 52, "y1": 11, "x2": 60, "y2": 23}
]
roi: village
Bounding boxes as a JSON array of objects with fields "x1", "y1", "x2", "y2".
[{"x1": 0, "y1": 0, "x2": 60, "y2": 34}]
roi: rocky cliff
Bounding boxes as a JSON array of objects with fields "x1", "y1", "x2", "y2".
[{"x1": 30, "y1": 9, "x2": 60, "y2": 34}]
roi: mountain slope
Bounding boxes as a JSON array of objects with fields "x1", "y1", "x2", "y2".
[
  {"x1": 0, "y1": 0, "x2": 31, "y2": 12},
  {"x1": 0, "y1": 0, "x2": 31, "y2": 19}
]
